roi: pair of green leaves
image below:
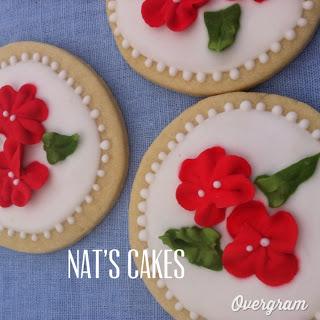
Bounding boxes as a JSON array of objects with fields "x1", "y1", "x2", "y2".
[
  {"x1": 42, "y1": 132, "x2": 80, "y2": 165},
  {"x1": 255, "y1": 153, "x2": 320, "y2": 208},
  {"x1": 159, "y1": 226, "x2": 223, "y2": 271},
  {"x1": 204, "y1": 4, "x2": 241, "y2": 52}
]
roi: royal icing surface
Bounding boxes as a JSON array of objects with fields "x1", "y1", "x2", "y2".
[
  {"x1": 0, "y1": 54, "x2": 109, "y2": 239},
  {"x1": 109, "y1": 0, "x2": 314, "y2": 81},
  {"x1": 138, "y1": 103, "x2": 320, "y2": 319}
]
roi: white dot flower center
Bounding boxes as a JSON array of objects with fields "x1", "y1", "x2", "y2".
[
  {"x1": 9, "y1": 114, "x2": 16, "y2": 122},
  {"x1": 246, "y1": 245, "x2": 254, "y2": 252},
  {"x1": 172, "y1": 0, "x2": 181, "y2": 3},
  {"x1": 2, "y1": 110, "x2": 9, "y2": 118},
  {"x1": 13, "y1": 179, "x2": 20, "y2": 186},
  {"x1": 198, "y1": 189, "x2": 205, "y2": 198},
  {"x1": 260, "y1": 237, "x2": 270, "y2": 247},
  {"x1": 213, "y1": 180, "x2": 222, "y2": 189},
  {"x1": 8, "y1": 171, "x2": 14, "y2": 179}
]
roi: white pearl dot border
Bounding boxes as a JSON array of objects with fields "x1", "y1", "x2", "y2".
[
  {"x1": 108, "y1": 0, "x2": 314, "y2": 83},
  {"x1": 135, "y1": 99, "x2": 320, "y2": 320},
  {"x1": 0, "y1": 52, "x2": 110, "y2": 241}
]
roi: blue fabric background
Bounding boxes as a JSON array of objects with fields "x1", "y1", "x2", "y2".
[{"x1": 0, "y1": 1, "x2": 318, "y2": 319}]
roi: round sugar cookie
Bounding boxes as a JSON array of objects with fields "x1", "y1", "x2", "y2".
[
  {"x1": 130, "y1": 93, "x2": 320, "y2": 320},
  {"x1": 0, "y1": 41, "x2": 128, "y2": 253},
  {"x1": 107, "y1": 0, "x2": 320, "y2": 96}
]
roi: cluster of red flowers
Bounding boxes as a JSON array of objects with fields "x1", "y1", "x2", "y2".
[
  {"x1": 142, "y1": 0, "x2": 266, "y2": 32},
  {"x1": 0, "y1": 84, "x2": 49, "y2": 207},
  {"x1": 176, "y1": 146, "x2": 299, "y2": 287}
]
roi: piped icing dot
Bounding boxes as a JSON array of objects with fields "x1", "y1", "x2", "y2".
[
  {"x1": 259, "y1": 53, "x2": 269, "y2": 64},
  {"x1": 196, "y1": 72, "x2": 206, "y2": 83},
  {"x1": 20, "y1": 231, "x2": 26, "y2": 239},
  {"x1": 100, "y1": 140, "x2": 110, "y2": 150},
  {"x1": 156, "y1": 279, "x2": 165, "y2": 288},
  {"x1": 75, "y1": 86, "x2": 83, "y2": 95},
  {"x1": 156, "y1": 62, "x2": 165, "y2": 73},
  {"x1": 297, "y1": 17, "x2": 307, "y2": 27},
  {"x1": 109, "y1": 12, "x2": 117, "y2": 23},
  {"x1": 13, "y1": 179, "x2": 20, "y2": 186},
  {"x1": 158, "y1": 152, "x2": 167, "y2": 161},
  {"x1": 50, "y1": 61, "x2": 59, "y2": 71},
  {"x1": 131, "y1": 49, "x2": 140, "y2": 59},
  {"x1": 240, "y1": 100, "x2": 252, "y2": 111},
  {"x1": 244, "y1": 60, "x2": 255, "y2": 71},
  {"x1": 175, "y1": 302, "x2": 183, "y2": 311},
  {"x1": 212, "y1": 71, "x2": 222, "y2": 82},
  {"x1": 138, "y1": 229, "x2": 148, "y2": 242},
  {"x1": 31, "y1": 234, "x2": 38, "y2": 242},
  {"x1": 97, "y1": 170, "x2": 105, "y2": 177},
  {"x1": 8, "y1": 171, "x2": 14, "y2": 178},
  {"x1": 67, "y1": 216, "x2": 75, "y2": 224},
  {"x1": 41, "y1": 55, "x2": 49, "y2": 65},
  {"x1": 55, "y1": 223, "x2": 64, "y2": 233},
  {"x1": 312, "y1": 129, "x2": 320, "y2": 140},
  {"x1": 140, "y1": 188, "x2": 149, "y2": 199},
  {"x1": 138, "y1": 201, "x2": 146, "y2": 212},
  {"x1": 256, "y1": 102, "x2": 266, "y2": 111},
  {"x1": 9, "y1": 114, "x2": 16, "y2": 122},
  {"x1": 195, "y1": 114, "x2": 204, "y2": 124},
  {"x1": 260, "y1": 237, "x2": 270, "y2": 247},
  {"x1": 2, "y1": 110, "x2": 8, "y2": 117},
  {"x1": 303, "y1": 0, "x2": 314, "y2": 10},
  {"x1": 7, "y1": 229, "x2": 14, "y2": 237},
  {"x1": 208, "y1": 108, "x2": 217, "y2": 118},
  {"x1": 151, "y1": 162, "x2": 161, "y2": 172},
  {"x1": 198, "y1": 189, "x2": 205, "y2": 198},
  {"x1": 21, "y1": 52, "x2": 29, "y2": 61},
  {"x1": 82, "y1": 95, "x2": 91, "y2": 105},
  {"x1": 137, "y1": 215, "x2": 146, "y2": 227},
  {"x1": 224, "y1": 102, "x2": 234, "y2": 112},
  {"x1": 182, "y1": 71, "x2": 192, "y2": 81},
  {"x1": 299, "y1": 119, "x2": 310, "y2": 129},
  {"x1": 229, "y1": 68, "x2": 240, "y2": 80},
  {"x1": 213, "y1": 180, "x2": 222, "y2": 189},
  {"x1": 168, "y1": 141, "x2": 176, "y2": 151},
  {"x1": 285, "y1": 29, "x2": 296, "y2": 41},
  {"x1": 169, "y1": 67, "x2": 178, "y2": 77},
  {"x1": 43, "y1": 231, "x2": 51, "y2": 239},
  {"x1": 272, "y1": 105, "x2": 283, "y2": 115},
  {"x1": 165, "y1": 290, "x2": 174, "y2": 300},
  {"x1": 185, "y1": 122, "x2": 194, "y2": 132},
  {"x1": 286, "y1": 111, "x2": 298, "y2": 122},
  {"x1": 144, "y1": 58, "x2": 152, "y2": 68},
  {"x1": 9, "y1": 56, "x2": 17, "y2": 65},
  {"x1": 176, "y1": 133, "x2": 185, "y2": 143},
  {"x1": 246, "y1": 245, "x2": 254, "y2": 252},
  {"x1": 270, "y1": 42, "x2": 281, "y2": 53},
  {"x1": 190, "y1": 312, "x2": 199, "y2": 320},
  {"x1": 145, "y1": 172, "x2": 155, "y2": 184},
  {"x1": 101, "y1": 154, "x2": 109, "y2": 163}
]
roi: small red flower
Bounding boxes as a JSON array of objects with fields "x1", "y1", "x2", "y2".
[
  {"x1": 141, "y1": 0, "x2": 209, "y2": 32},
  {"x1": 0, "y1": 139, "x2": 49, "y2": 207},
  {"x1": 0, "y1": 84, "x2": 48, "y2": 145},
  {"x1": 223, "y1": 201, "x2": 299, "y2": 286},
  {"x1": 176, "y1": 147, "x2": 255, "y2": 227}
]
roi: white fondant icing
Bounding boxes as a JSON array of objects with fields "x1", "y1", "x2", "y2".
[
  {"x1": 0, "y1": 55, "x2": 108, "y2": 237},
  {"x1": 112, "y1": 0, "x2": 312, "y2": 81},
  {"x1": 139, "y1": 105, "x2": 320, "y2": 319}
]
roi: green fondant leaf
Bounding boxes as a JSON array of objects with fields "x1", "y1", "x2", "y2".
[
  {"x1": 159, "y1": 226, "x2": 223, "y2": 271},
  {"x1": 42, "y1": 132, "x2": 80, "y2": 165},
  {"x1": 255, "y1": 153, "x2": 320, "y2": 208},
  {"x1": 204, "y1": 4, "x2": 241, "y2": 53}
]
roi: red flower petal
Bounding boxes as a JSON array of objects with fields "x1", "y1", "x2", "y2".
[
  {"x1": 227, "y1": 201, "x2": 268, "y2": 238},
  {"x1": 0, "y1": 177, "x2": 13, "y2": 207},
  {"x1": 212, "y1": 174, "x2": 255, "y2": 208},
  {"x1": 0, "y1": 85, "x2": 16, "y2": 113},
  {"x1": 263, "y1": 211, "x2": 299, "y2": 253},
  {"x1": 12, "y1": 84, "x2": 36, "y2": 112},
  {"x1": 11, "y1": 181, "x2": 32, "y2": 207},
  {"x1": 16, "y1": 99, "x2": 49, "y2": 122},
  {"x1": 176, "y1": 181, "x2": 203, "y2": 210},
  {"x1": 12, "y1": 118, "x2": 45, "y2": 145},
  {"x1": 223, "y1": 240, "x2": 266, "y2": 278},
  {"x1": 141, "y1": 0, "x2": 167, "y2": 28},
  {"x1": 194, "y1": 203, "x2": 225, "y2": 227},
  {"x1": 2, "y1": 139, "x2": 23, "y2": 177},
  {"x1": 179, "y1": 147, "x2": 226, "y2": 184},
  {"x1": 213, "y1": 155, "x2": 252, "y2": 180},
  {"x1": 22, "y1": 161, "x2": 49, "y2": 190},
  {"x1": 255, "y1": 249, "x2": 299, "y2": 287},
  {"x1": 166, "y1": 2, "x2": 197, "y2": 32}
]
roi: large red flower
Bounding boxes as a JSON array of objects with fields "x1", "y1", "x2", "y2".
[
  {"x1": 0, "y1": 139, "x2": 49, "y2": 207},
  {"x1": 141, "y1": 0, "x2": 209, "y2": 32},
  {"x1": 176, "y1": 147, "x2": 255, "y2": 227},
  {"x1": 223, "y1": 201, "x2": 299, "y2": 286},
  {"x1": 0, "y1": 84, "x2": 48, "y2": 145}
]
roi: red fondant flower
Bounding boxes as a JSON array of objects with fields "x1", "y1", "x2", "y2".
[
  {"x1": 141, "y1": 0, "x2": 209, "y2": 32},
  {"x1": 0, "y1": 84, "x2": 48, "y2": 145},
  {"x1": 223, "y1": 201, "x2": 299, "y2": 286},
  {"x1": 0, "y1": 139, "x2": 49, "y2": 207},
  {"x1": 176, "y1": 147, "x2": 255, "y2": 227}
]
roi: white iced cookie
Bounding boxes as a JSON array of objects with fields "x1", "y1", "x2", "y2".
[
  {"x1": 130, "y1": 93, "x2": 320, "y2": 320},
  {"x1": 0, "y1": 41, "x2": 128, "y2": 253},
  {"x1": 107, "y1": 0, "x2": 320, "y2": 96}
]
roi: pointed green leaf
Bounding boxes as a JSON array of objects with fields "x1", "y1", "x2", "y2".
[
  {"x1": 159, "y1": 226, "x2": 223, "y2": 271},
  {"x1": 204, "y1": 4, "x2": 241, "y2": 52},
  {"x1": 255, "y1": 153, "x2": 320, "y2": 208},
  {"x1": 42, "y1": 132, "x2": 80, "y2": 165}
]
